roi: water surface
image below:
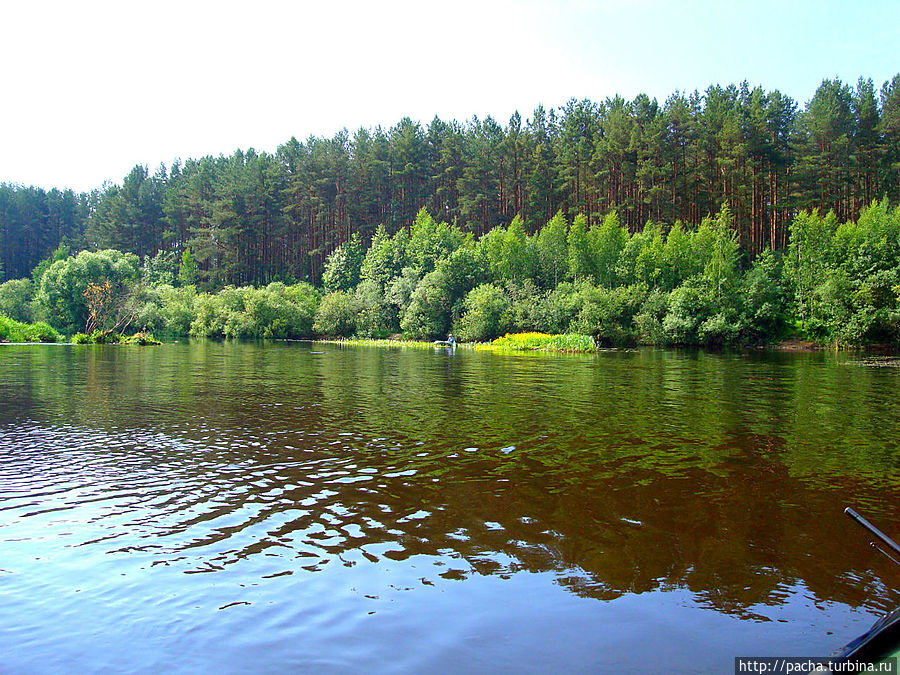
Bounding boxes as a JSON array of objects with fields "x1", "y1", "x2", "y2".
[{"x1": 2, "y1": 341, "x2": 900, "y2": 673}]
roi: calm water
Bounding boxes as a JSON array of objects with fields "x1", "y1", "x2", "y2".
[{"x1": 2, "y1": 342, "x2": 900, "y2": 674}]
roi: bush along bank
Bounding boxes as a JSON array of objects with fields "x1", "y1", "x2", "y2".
[
  {"x1": 0, "y1": 314, "x2": 62, "y2": 343},
  {"x1": 71, "y1": 330, "x2": 161, "y2": 345}
]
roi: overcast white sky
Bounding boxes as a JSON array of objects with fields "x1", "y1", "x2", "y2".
[{"x1": 2, "y1": 0, "x2": 898, "y2": 192}]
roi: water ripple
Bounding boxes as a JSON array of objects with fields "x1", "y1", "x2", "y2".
[{"x1": 2, "y1": 343, "x2": 899, "y2": 673}]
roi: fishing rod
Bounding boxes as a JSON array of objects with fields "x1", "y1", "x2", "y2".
[{"x1": 845, "y1": 507, "x2": 900, "y2": 567}]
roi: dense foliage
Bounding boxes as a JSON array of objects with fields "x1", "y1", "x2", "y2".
[
  {"x1": 35, "y1": 249, "x2": 140, "y2": 334},
  {"x1": 1, "y1": 200, "x2": 897, "y2": 348},
  {"x1": 3, "y1": 75, "x2": 900, "y2": 290},
  {"x1": 0, "y1": 314, "x2": 61, "y2": 343}
]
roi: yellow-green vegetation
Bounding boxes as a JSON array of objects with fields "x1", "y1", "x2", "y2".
[
  {"x1": 488, "y1": 332, "x2": 597, "y2": 353},
  {"x1": 317, "y1": 337, "x2": 469, "y2": 350},
  {"x1": 317, "y1": 334, "x2": 597, "y2": 355},
  {"x1": 121, "y1": 331, "x2": 162, "y2": 345},
  {"x1": 0, "y1": 314, "x2": 62, "y2": 343},
  {"x1": 71, "y1": 330, "x2": 161, "y2": 345}
]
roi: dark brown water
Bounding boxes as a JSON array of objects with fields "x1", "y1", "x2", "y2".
[{"x1": 2, "y1": 341, "x2": 900, "y2": 674}]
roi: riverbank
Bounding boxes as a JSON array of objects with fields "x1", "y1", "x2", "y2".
[
  {"x1": 316, "y1": 332, "x2": 598, "y2": 354},
  {"x1": 0, "y1": 314, "x2": 62, "y2": 343},
  {"x1": 315, "y1": 333, "x2": 900, "y2": 356},
  {"x1": 4, "y1": 328, "x2": 895, "y2": 355},
  {"x1": 0, "y1": 315, "x2": 161, "y2": 346},
  {"x1": 315, "y1": 337, "x2": 472, "y2": 350}
]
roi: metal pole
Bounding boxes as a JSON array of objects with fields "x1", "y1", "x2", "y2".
[{"x1": 845, "y1": 507, "x2": 900, "y2": 559}]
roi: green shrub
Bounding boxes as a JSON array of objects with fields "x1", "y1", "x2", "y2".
[
  {"x1": 400, "y1": 269, "x2": 451, "y2": 339},
  {"x1": 455, "y1": 283, "x2": 510, "y2": 342},
  {"x1": 571, "y1": 284, "x2": 645, "y2": 346},
  {"x1": 69, "y1": 330, "x2": 160, "y2": 345},
  {"x1": 697, "y1": 313, "x2": 740, "y2": 347},
  {"x1": 121, "y1": 331, "x2": 162, "y2": 345},
  {"x1": 0, "y1": 314, "x2": 62, "y2": 343},
  {"x1": 282, "y1": 283, "x2": 321, "y2": 336},
  {"x1": 815, "y1": 268, "x2": 900, "y2": 346},
  {"x1": 0, "y1": 315, "x2": 25, "y2": 342},
  {"x1": 544, "y1": 282, "x2": 585, "y2": 333},
  {"x1": 313, "y1": 291, "x2": 359, "y2": 337},
  {"x1": 738, "y1": 250, "x2": 789, "y2": 343},
  {"x1": 633, "y1": 290, "x2": 669, "y2": 344},
  {"x1": 27, "y1": 321, "x2": 63, "y2": 343},
  {"x1": 90, "y1": 331, "x2": 123, "y2": 344},
  {"x1": 662, "y1": 280, "x2": 714, "y2": 344},
  {"x1": 504, "y1": 280, "x2": 557, "y2": 333},
  {"x1": 541, "y1": 333, "x2": 598, "y2": 352},
  {"x1": 134, "y1": 284, "x2": 196, "y2": 336},
  {"x1": 187, "y1": 283, "x2": 320, "y2": 339},
  {"x1": 242, "y1": 283, "x2": 320, "y2": 338},
  {"x1": 190, "y1": 292, "x2": 228, "y2": 337},
  {"x1": 354, "y1": 280, "x2": 395, "y2": 338},
  {"x1": 0, "y1": 278, "x2": 34, "y2": 323},
  {"x1": 190, "y1": 287, "x2": 247, "y2": 338}
]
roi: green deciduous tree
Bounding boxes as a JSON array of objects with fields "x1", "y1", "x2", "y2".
[
  {"x1": 35, "y1": 249, "x2": 140, "y2": 333},
  {"x1": 400, "y1": 268, "x2": 452, "y2": 338},
  {"x1": 322, "y1": 232, "x2": 364, "y2": 291},
  {"x1": 455, "y1": 283, "x2": 510, "y2": 342},
  {"x1": 566, "y1": 213, "x2": 593, "y2": 282},
  {"x1": 593, "y1": 211, "x2": 628, "y2": 287},
  {"x1": 0, "y1": 278, "x2": 34, "y2": 322},
  {"x1": 313, "y1": 290, "x2": 359, "y2": 337},
  {"x1": 178, "y1": 248, "x2": 198, "y2": 286},
  {"x1": 535, "y1": 211, "x2": 568, "y2": 287}
]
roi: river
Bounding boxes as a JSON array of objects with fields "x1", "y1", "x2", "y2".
[{"x1": 1, "y1": 341, "x2": 899, "y2": 673}]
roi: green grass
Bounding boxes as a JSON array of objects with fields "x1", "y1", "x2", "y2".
[
  {"x1": 0, "y1": 314, "x2": 63, "y2": 343},
  {"x1": 122, "y1": 331, "x2": 162, "y2": 345},
  {"x1": 72, "y1": 330, "x2": 161, "y2": 345},
  {"x1": 315, "y1": 333, "x2": 597, "y2": 354},
  {"x1": 487, "y1": 332, "x2": 597, "y2": 353},
  {"x1": 316, "y1": 337, "x2": 469, "y2": 350}
]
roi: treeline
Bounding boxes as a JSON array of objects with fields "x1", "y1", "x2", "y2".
[
  {"x1": 2, "y1": 75, "x2": 900, "y2": 286},
  {"x1": 0, "y1": 186, "x2": 88, "y2": 280},
  {"x1": 3, "y1": 202, "x2": 899, "y2": 347}
]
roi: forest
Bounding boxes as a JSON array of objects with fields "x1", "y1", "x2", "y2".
[
  {"x1": 2, "y1": 199, "x2": 899, "y2": 348},
  {"x1": 1, "y1": 75, "x2": 899, "y2": 347}
]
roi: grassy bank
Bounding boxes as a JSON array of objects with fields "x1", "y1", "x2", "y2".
[
  {"x1": 72, "y1": 330, "x2": 161, "y2": 345},
  {"x1": 485, "y1": 332, "x2": 597, "y2": 353},
  {"x1": 315, "y1": 337, "x2": 470, "y2": 350},
  {"x1": 0, "y1": 314, "x2": 161, "y2": 345},
  {"x1": 0, "y1": 314, "x2": 62, "y2": 343},
  {"x1": 315, "y1": 332, "x2": 597, "y2": 354}
]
